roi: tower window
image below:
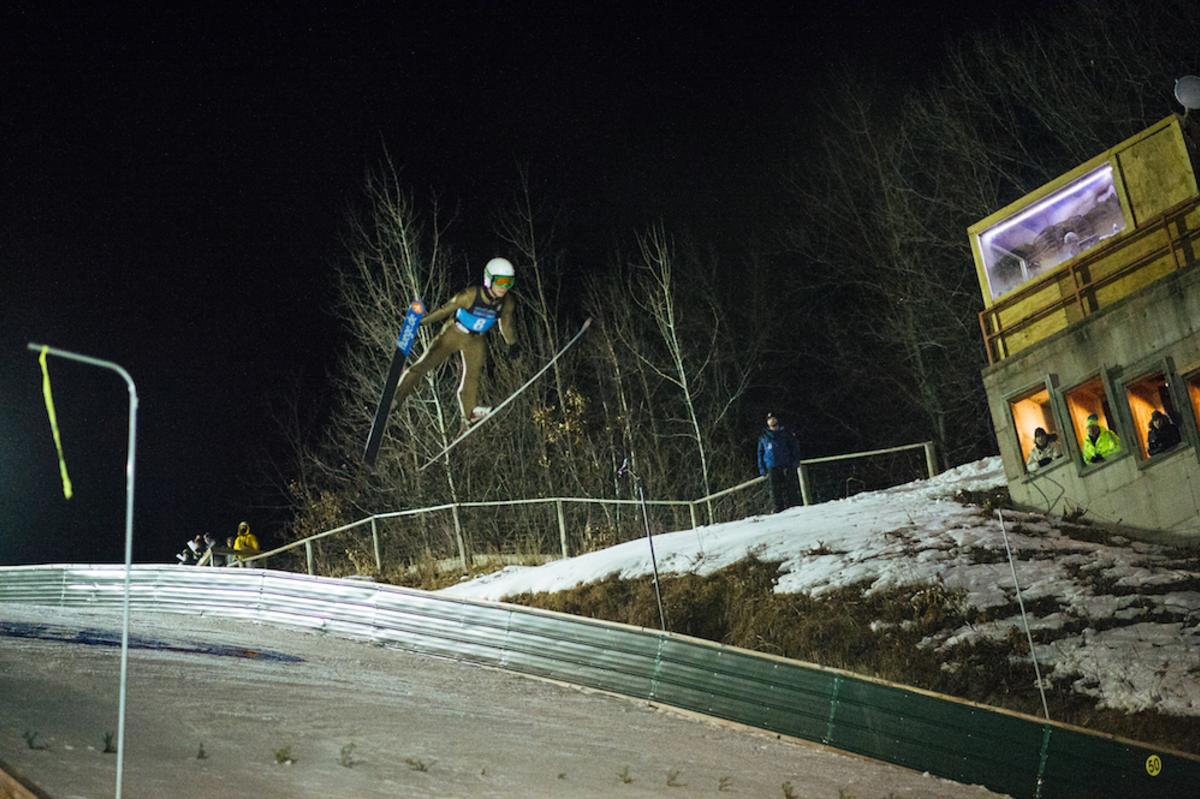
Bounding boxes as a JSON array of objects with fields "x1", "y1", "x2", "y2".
[
  {"x1": 1065, "y1": 376, "x2": 1123, "y2": 466},
  {"x1": 1008, "y1": 385, "x2": 1059, "y2": 471},
  {"x1": 976, "y1": 165, "x2": 1126, "y2": 300},
  {"x1": 1125, "y1": 372, "x2": 1182, "y2": 459}
]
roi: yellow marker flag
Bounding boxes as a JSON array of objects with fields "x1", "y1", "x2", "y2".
[{"x1": 38, "y1": 347, "x2": 74, "y2": 499}]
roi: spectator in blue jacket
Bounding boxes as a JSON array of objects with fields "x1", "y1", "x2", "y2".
[{"x1": 758, "y1": 413, "x2": 802, "y2": 512}]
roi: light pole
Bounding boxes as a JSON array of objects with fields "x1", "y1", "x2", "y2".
[{"x1": 29, "y1": 343, "x2": 139, "y2": 799}]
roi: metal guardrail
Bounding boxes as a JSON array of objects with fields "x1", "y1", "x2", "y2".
[
  {"x1": 229, "y1": 441, "x2": 939, "y2": 575},
  {"x1": 0, "y1": 564, "x2": 1194, "y2": 799}
]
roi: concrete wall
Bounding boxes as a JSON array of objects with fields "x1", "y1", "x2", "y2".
[{"x1": 982, "y1": 265, "x2": 1200, "y2": 540}]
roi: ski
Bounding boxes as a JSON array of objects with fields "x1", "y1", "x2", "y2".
[
  {"x1": 418, "y1": 317, "x2": 593, "y2": 471},
  {"x1": 363, "y1": 301, "x2": 426, "y2": 467}
]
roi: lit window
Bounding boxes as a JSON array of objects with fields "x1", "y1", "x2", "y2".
[
  {"x1": 1183, "y1": 370, "x2": 1200, "y2": 444},
  {"x1": 1125, "y1": 372, "x2": 1182, "y2": 459},
  {"x1": 1065, "y1": 376, "x2": 1123, "y2": 466},
  {"x1": 1008, "y1": 385, "x2": 1062, "y2": 471},
  {"x1": 977, "y1": 164, "x2": 1127, "y2": 300}
]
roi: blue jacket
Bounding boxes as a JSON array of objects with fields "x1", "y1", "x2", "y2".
[{"x1": 758, "y1": 427, "x2": 801, "y2": 474}]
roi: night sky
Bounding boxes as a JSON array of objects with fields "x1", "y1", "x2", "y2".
[{"x1": 1, "y1": 3, "x2": 1023, "y2": 564}]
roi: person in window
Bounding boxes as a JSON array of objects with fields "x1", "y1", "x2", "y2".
[
  {"x1": 1147, "y1": 410, "x2": 1182, "y2": 456},
  {"x1": 757, "y1": 413, "x2": 802, "y2": 512},
  {"x1": 1082, "y1": 414, "x2": 1121, "y2": 464},
  {"x1": 1025, "y1": 427, "x2": 1063, "y2": 471}
]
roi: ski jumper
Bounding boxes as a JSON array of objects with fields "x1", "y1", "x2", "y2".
[{"x1": 391, "y1": 285, "x2": 517, "y2": 421}]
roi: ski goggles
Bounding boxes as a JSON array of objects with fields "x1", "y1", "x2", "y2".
[{"x1": 492, "y1": 275, "x2": 516, "y2": 289}]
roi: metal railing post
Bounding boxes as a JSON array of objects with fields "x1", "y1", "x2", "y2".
[
  {"x1": 688, "y1": 502, "x2": 698, "y2": 530},
  {"x1": 451, "y1": 504, "x2": 468, "y2": 571},
  {"x1": 371, "y1": 517, "x2": 382, "y2": 573},
  {"x1": 556, "y1": 500, "x2": 569, "y2": 559},
  {"x1": 979, "y1": 311, "x2": 995, "y2": 365},
  {"x1": 305, "y1": 541, "x2": 314, "y2": 575},
  {"x1": 923, "y1": 441, "x2": 939, "y2": 478},
  {"x1": 797, "y1": 464, "x2": 812, "y2": 506}
]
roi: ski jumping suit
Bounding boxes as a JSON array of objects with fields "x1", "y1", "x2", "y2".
[{"x1": 391, "y1": 285, "x2": 517, "y2": 422}]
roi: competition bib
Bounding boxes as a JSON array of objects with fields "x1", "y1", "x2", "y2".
[{"x1": 456, "y1": 306, "x2": 498, "y2": 334}]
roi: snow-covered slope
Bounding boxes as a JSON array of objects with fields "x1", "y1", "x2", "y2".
[{"x1": 441, "y1": 458, "x2": 1200, "y2": 717}]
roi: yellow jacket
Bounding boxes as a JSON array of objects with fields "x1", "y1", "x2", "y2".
[
  {"x1": 233, "y1": 531, "x2": 260, "y2": 559},
  {"x1": 1082, "y1": 428, "x2": 1121, "y2": 463}
]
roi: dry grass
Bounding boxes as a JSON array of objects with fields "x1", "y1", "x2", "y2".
[
  {"x1": 347, "y1": 484, "x2": 1200, "y2": 754},
  {"x1": 953, "y1": 486, "x2": 1013, "y2": 514},
  {"x1": 505, "y1": 557, "x2": 1200, "y2": 755}
]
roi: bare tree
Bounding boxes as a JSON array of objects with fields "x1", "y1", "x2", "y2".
[
  {"x1": 607, "y1": 226, "x2": 757, "y2": 514},
  {"x1": 781, "y1": 79, "x2": 986, "y2": 465},
  {"x1": 494, "y1": 167, "x2": 567, "y2": 403},
  {"x1": 489, "y1": 167, "x2": 600, "y2": 499},
  {"x1": 331, "y1": 166, "x2": 466, "y2": 497},
  {"x1": 266, "y1": 160, "x2": 485, "y2": 571},
  {"x1": 778, "y1": 0, "x2": 1199, "y2": 466}
]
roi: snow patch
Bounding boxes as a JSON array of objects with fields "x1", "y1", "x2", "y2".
[{"x1": 438, "y1": 456, "x2": 1200, "y2": 717}]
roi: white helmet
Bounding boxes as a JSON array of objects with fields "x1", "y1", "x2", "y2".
[{"x1": 483, "y1": 257, "x2": 516, "y2": 289}]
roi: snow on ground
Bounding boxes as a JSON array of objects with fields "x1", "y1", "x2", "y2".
[
  {"x1": 0, "y1": 606, "x2": 1003, "y2": 799},
  {"x1": 441, "y1": 458, "x2": 1200, "y2": 718}
]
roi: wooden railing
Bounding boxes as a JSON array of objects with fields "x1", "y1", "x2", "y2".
[{"x1": 980, "y1": 196, "x2": 1200, "y2": 364}]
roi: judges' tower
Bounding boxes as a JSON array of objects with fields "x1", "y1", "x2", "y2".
[{"x1": 973, "y1": 113, "x2": 1200, "y2": 536}]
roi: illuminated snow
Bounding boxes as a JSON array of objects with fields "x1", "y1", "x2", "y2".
[{"x1": 442, "y1": 457, "x2": 1200, "y2": 717}]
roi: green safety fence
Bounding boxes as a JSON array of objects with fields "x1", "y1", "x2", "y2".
[{"x1": 0, "y1": 565, "x2": 1195, "y2": 798}]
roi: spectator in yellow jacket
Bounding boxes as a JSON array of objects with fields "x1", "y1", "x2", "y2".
[
  {"x1": 233, "y1": 521, "x2": 260, "y2": 564},
  {"x1": 1082, "y1": 414, "x2": 1121, "y2": 464}
]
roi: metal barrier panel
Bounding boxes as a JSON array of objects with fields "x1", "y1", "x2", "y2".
[
  {"x1": 0, "y1": 565, "x2": 1195, "y2": 799},
  {"x1": 1040, "y1": 724, "x2": 1197, "y2": 799},
  {"x1": 828, "y1": 677, "x2": 1044, "y2": 797}
]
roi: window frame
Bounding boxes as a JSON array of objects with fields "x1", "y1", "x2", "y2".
[
  {"x1": 1118, "y1": 360, "x2": 1189, "y2": 463},
  {"x1": 1175, "y1": 362, "x2": 1200, "y2": 466},
  {"x1": 974, "y1": 163, "x2": 1131, "y2": 302},
  {"x1": 1005, "y1": 376, "x2": 1066, "y2": 476}
]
